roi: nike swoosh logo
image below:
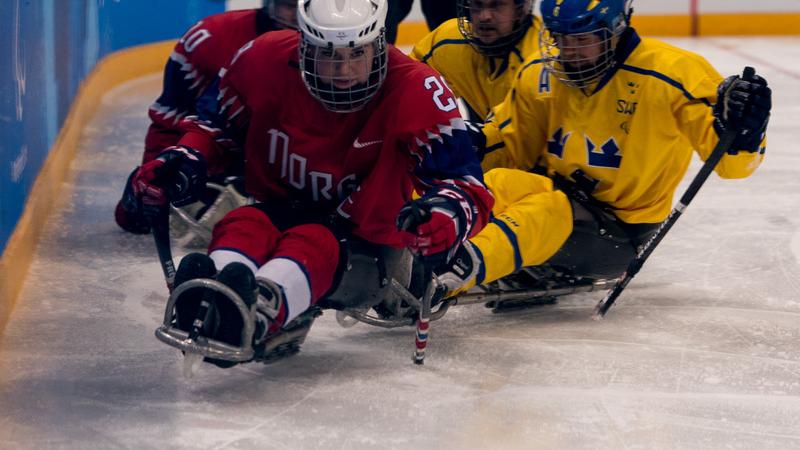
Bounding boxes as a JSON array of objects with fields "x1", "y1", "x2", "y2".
[{"x1": 353, "y1": 138, "x2": 383, "y2": 149}]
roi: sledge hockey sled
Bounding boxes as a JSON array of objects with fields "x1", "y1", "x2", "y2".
[{"x1": 153, "y1": 202, "x2": 619, "y2": 368}]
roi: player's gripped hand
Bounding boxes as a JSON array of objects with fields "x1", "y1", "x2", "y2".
[
  {"x1": 401, "y1": 207, "x2": 459, "y2": 256},
  {"x1": 396, "y1": 187, "x2": 473, "y2": 268},
  {"x1": 114, "y1": 168, "x2": 152, "y2": 234},
  {"x1": 131, "y1": 146, "x2": 207, "y2": 216},
  {"x1": 713, "y1": 73, "x2": 771, "y2": 153}
]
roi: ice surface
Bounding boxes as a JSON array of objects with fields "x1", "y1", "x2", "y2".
[{"x1": 1, "y1": 38, "x2": 800, "y2": 449}]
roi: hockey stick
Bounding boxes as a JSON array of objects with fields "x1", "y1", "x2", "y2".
[
  {"x1": 397, "y1": 202, "x2": 440, "y2": 364},
  {"x1": 145, "y1": 157, "x2": 186, "y2": 293},
  {"x1": 593, "y1": 66, "x2": 756, "y2": 319},
  {"x1": 151, "y1": 206, "x2": 176, "y2": 292},
  {"x1": 413, "y1": 262, "x2": 433, "y2": 365}
]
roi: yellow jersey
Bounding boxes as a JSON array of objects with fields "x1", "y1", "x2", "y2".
[
  {"x1": 482, "y1": 30, "x2": 765, "y2": 224},
  {"x1": 411, "y1": 17, "x2": 542, "y2": 120}
]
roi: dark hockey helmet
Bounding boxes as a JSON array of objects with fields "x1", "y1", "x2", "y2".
[
  {"x1": 298, "y1": 0, "x2": 389, "y2": 113},
  {"x1": 539, "y1": 0, "x2": 633, "y2": 89},
  {"x1": 264, "y1": 0, "x2": 298, "y2": 30},
  {"x1": 457, "y1": 0, "x2": 535, "y2": 57}
]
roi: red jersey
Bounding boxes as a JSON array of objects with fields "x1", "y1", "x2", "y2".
[
  {"x1": 179, "y1": 31, "x2": 493, "y2": 247},
  {"x1": 143, "y1": 8, "x2": 278, "y2": 162}
]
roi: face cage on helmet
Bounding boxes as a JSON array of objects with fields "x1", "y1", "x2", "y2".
[
  {"x1": 457, "y1": 0, "x2": 532, "y2": 57},
  {"x1": 539, "y1": 25, "x2": 621, "y2": 90},
  {"x1": 267, "y1": 0, "x2": 298, "y2": 30},
  {"x1": 299, "y1": 36, "x2": 389, "y2": 113}
]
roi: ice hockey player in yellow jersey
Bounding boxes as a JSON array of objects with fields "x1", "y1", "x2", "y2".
[
  {"x1": 411, "y1": 0, "x2": 540, "y2": 120},
  {"x1": 435, "y1": 0, "x2": 772, "y2": 296}
]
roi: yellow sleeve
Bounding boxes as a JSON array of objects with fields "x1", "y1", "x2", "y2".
[
  {"x1": 481, "y1": 65, "x2": 548, "y2": 172},
  {"x1": 676, "y1": 59, "x2": 764, "y2": 179},
  {"x1": 409, "y1": 28, "x2": 435, "y2": 63},
  {"x1": 410, "y1": 19, "x2": 461, "y2": 67},
  {"x1": 409, "y1": 20, "x2": 468, "y2": 100}
]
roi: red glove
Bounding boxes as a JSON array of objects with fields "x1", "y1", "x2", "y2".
[
  {"x1": 114, "y1": 168, "x2": 152, "y2": 234},
  {"x1": 397, "y1": 187, "x2": 474, "y2": 267},
  {"x1": 132, "y1": 158, "x2": 170, "y2": 208},
  {"x1": 131, "y1": 146, "x2": 207, "y2": 216},
  {"x1": 400, "y1": 208, "x2": 459, "y2": 257}
]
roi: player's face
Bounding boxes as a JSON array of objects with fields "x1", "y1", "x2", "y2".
[
  {"x1": 467, "y1": 0, "x2": 519, "y2": 43},
  {"x1": 314, "y1": 44, "x2": 376, "y2": 89},
  {"x1": 273, "y1": 1, "x2": 297, "y2": 27},
  {"x1": 554, "y1": 32, "x2": 605, "y2": 68}
]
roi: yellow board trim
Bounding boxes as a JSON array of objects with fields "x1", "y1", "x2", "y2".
[
  {"x1": 0, "y1": 41, "x2": 173, "y2": 340},
  {"x1": 630, "y1": 15, "x2": 692, "y2": 36},
  {"x1": 697, "y1": 13, "x2": 800, "y2": 36},
  {"x1": 394, "y1": 12, "x2": 800, "y2": 45},
  {"x1": 629, "y1": 13, "x2": 800, "y2": 36}
]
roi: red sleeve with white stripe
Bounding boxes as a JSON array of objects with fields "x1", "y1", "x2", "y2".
[
  {"x1": 176, "y1": 44, "x2": 253, "y2": 175},
  {"x1": 407, "y1": 115, "x2": 494, "y2": 241},
  {"x1": 143, "y1": 23, "x2": 217, "y2": 163}
]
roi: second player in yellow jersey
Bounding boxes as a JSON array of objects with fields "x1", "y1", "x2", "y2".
[
  {"x1": 436, "y1": 0, "x2": 772, "y2": 298},
  {"x1": 411, "y1": 0, "x2": 540, "y2": 120}
]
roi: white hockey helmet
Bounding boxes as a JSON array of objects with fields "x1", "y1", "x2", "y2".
[{"x1": 297, "y1": 0, "x2": 389, "y2": 112}]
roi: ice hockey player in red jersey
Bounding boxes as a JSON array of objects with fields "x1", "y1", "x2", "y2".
[
  {"x1": 132, "y1": 0, "x2": 493, "y2": 367},
  {"x1": 115, "y1": 0, "x2": 298, "y2": 234}
]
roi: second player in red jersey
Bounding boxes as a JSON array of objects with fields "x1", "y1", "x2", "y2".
[
  {"x1": 116, "y1": 1, "x2": 297, "y2": 234},
  {"x1": 132, "y1": 0, "x2": 494, "y2": 367}
]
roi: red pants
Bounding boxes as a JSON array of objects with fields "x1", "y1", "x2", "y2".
[{"x1": 208, "y1": 205, "x2": 341, "y2": 304}]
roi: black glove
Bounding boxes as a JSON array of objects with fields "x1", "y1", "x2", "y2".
[
  {"x1": 131, "y1": 146, "x2": 207, "y2": 217},
  {"x1": 397, "y1": 187, "x2": 473, "y2": 268},
  {"x1": 114, "y1": 168, "x2": 152, "y2": 234},
  {"x1": 713, "y1": 73, "x2": 771, "y2": 153}
]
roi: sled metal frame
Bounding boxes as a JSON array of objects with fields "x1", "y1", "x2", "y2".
[
  {"x1": 335, "y1": 276, "x2": 617, "y2": 329},
  {"x1": 169, "y1": 182, "x2": 229, "y2": 244},
  {"x1": 447, "y1": 277, "x2": 616, "y2": 306},
  {"x1": 154, "y1": 278, "x2": 257, "y2": 362}
]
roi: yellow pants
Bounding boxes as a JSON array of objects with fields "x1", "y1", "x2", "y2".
[{"x1": 455, "y1": 168, "x2": 573, "y2": 293}]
